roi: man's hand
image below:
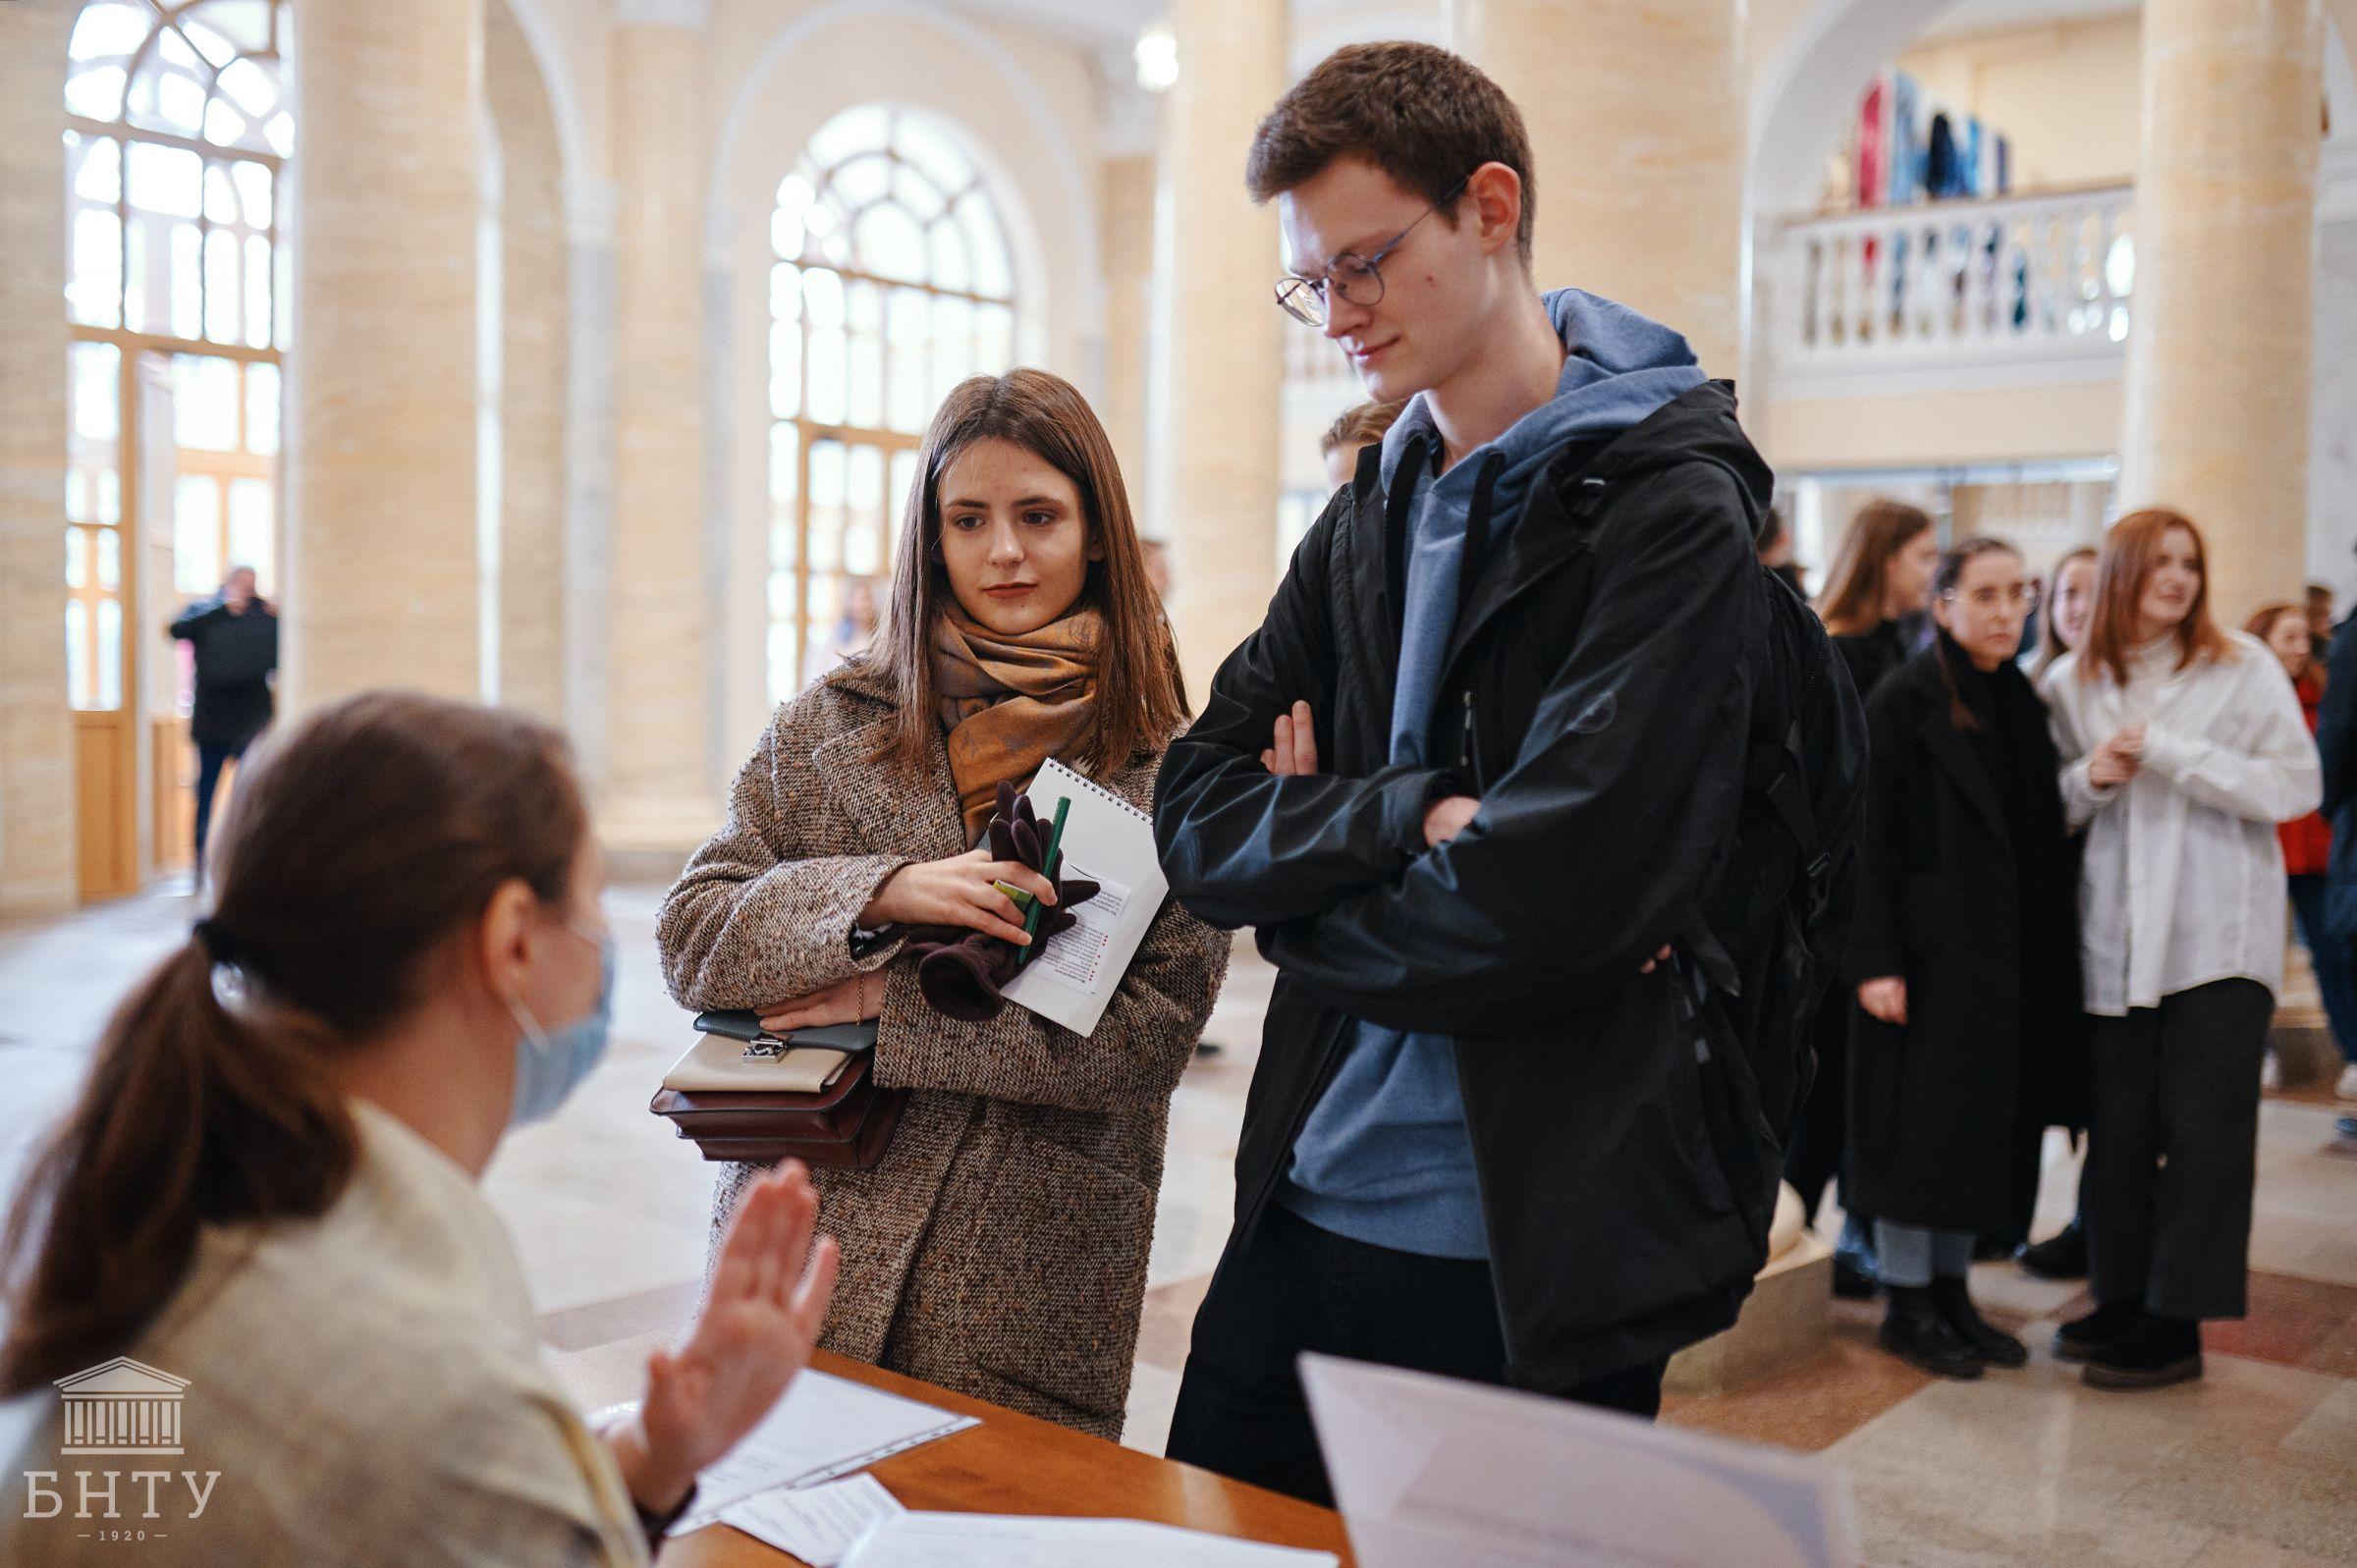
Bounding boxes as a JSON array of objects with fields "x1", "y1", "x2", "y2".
[
  {"x1": 1422, "y1": 794, "x2": 1480, "y2": 847},
  {"x1": 1260, "y1": 700, "x2": 1320, "y2": 777},
  {"x1": 758, "y1": 969, "x2": 887, "y2": 1034}
]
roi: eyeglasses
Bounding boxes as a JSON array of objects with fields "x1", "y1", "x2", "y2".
[{"x1": 1275, "y1": 176, "x2": 1472, "y2": 327}]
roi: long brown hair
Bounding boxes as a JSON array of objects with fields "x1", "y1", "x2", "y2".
[
  {"x1": 2246, "y1": 602, "x2": 2323, "y2": 699},
  {"x1": 1930, "y1": 537, "x2": 2023, "y2": 733},
  {"x1": 858, "y1": 368, "x2": 1188, "y2": 778},
  {"x1": 2034, "y1": 546, "x2": 2099, "y2": 679},
  {"x1": 1817, "y1": 499, "x2": 1936, "y2": 637},
  {"x1": 2080, "y1": 508, "x2": 2233, "y2": 686},
  {"x1": 0, "y1": 692, "x2": 588, "y2": 1394}
]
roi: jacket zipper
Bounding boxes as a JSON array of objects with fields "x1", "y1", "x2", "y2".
[{"x1": 1458, "y1": 686, "x2": 1481, "y2": 792}]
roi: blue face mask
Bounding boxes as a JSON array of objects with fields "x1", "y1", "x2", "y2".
[{"x1": 507, "y1": 926, "x2": 615, "y2": 1125}]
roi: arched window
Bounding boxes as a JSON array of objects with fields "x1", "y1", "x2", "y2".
[
  {"x1": 64, "y1": 0, "x2": 288, "y2": 886},
  {"x1": 767, "y1": 104, "x2": 1017, "y2": 701}
]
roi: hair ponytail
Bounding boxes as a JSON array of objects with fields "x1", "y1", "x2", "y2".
[{"x1": 1, "y1": 691, "x2": 587, "y2": 1396}]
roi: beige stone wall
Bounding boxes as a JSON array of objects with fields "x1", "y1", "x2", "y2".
[
  {"x1": 1099, "y1": 154, "x2": 1157, "y2": 525},
  {"x1": 1453, "y1": 0, "x2": 1747, "y2": 377},
  {"x1": 0, "y1": 0, "x2": 78, "y2": 916},
  {"x1": 1897, "y1": 13, "x2": 2145, "y2": 192},
  {"x1": 487, "y1": 0, "x2": 570, "y2": 724},
  {"x1": 287, "y1": 1, "x2": 484, "y2": 709}
]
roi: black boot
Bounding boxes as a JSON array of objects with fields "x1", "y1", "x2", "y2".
[
  {"x1": 2082, "y1": 1312, "x2": 2203, "y2": 1390},
  {"x1": 2016, "y1": 1218, "x2": 2089, "y2": 1280},
  {"x1": 1929, "y1": 1276, "x2": 2028, "y2": 1368},
  {"x1": 1878, "y1": 1285, "x2": 1985, "y2": 1379},
  {"x1": 2054, "y1": 1299, "x2": 2144, "y2": 1363},
  {"x1": 1832, "y1": 1217, "x2": 1881, "y2": 1300}
]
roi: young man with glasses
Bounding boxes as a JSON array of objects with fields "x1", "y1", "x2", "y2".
[{"x1": 1154, "y1": 42, "x2": 1798, "y2": 1503}]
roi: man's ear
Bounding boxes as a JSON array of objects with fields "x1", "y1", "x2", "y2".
[{"x1": 1464, "y1": 160, "x2": 1524, "y2": 259}]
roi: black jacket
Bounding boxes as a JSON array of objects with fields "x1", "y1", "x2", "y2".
[
  {"x1": 168, "y1": 597, "x2": 277, "y2": 748},
  {"x1": 1155, "y1": 382, "x2": 1783, "y2": 1388},
  {"x1": 1842, "y1": 649, "x2": 2084, "y2": 1235},
  {"x1": 2319, "y1": 612, "x2": 2357, "y2": 937}
]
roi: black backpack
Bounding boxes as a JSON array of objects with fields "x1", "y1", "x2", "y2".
[{"x1": 1685, "y1": 566, "x2": 1867, "y2": 1145}]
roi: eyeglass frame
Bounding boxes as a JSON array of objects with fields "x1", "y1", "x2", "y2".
[{"x1": 1274, "y1": 174, "x2": 1474, "y2": 327}]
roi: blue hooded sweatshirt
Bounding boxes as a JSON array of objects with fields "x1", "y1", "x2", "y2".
[{"x1": 1278, "y1": 289, "x2": 1710, "y2": 1260}]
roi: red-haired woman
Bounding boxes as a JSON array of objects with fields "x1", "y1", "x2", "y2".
[{"x1": 2040, "y1": 511, "x2": 2320, "y2": 1389}]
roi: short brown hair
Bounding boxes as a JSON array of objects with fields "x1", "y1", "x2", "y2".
[
  {"x1": 1319, "y1": 399, "x2": 1406, "y2": 458},
  {"x1": 1246, "y1": 42, "x2": 1535, "y2": 265}
]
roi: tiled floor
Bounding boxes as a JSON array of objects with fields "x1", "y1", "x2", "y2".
[{"x1": 4, "y1": 884, "x2": 2355, "y2": 1564}]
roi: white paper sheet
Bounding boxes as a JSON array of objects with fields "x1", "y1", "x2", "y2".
[
  {"x1": 718, "y1": 1474, "x2": 905, "y2": 1567},
  {"x1": 1300, "y1": 1354, "x2": 1859, "y2": 1568},
  {"x1": 608, "y1": 1369, "x2": 973, "y2": 1532},
  {"x1": 838, "y1": 1512, "x2": 1339, "y2": 1567},
  {"x1": 1029, "y1": 858, "x2": 1130, "y2": 991},
  {"x1": 998, "y1": 758, "x2": 1168, "y2": 1037}
]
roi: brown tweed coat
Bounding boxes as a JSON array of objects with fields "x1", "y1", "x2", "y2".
[{"x1": 656, "y1": 665, "x2": 1227, "y2": 1439}]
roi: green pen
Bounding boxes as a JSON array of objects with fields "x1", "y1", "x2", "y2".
[{"x1": 1016, "y1": 796, "x2": 1071, "y2": 968}]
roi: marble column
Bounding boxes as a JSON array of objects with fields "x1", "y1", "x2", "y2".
[
  {"x1": 1157, "y1": 0, "x2": 1287, "y2": 704},
  {"x1": 288, "y1": 0, "x2": 483, "y2": 708},
  {"x1": 0, "y1": 0, "x2": 79, "y2": 915},
  {"x1": 600, "y1": 8, "x2": 714, "y2": 852},
  {"x1": 2120, "y1": 0, "x2": 2324, "y2": 622},
  {"x1": 486, "y1": 0, "x2": 569, "y2": 724},
  {"x1": 1449, "y1": 0, "x2": 1746, "y2": 378}
]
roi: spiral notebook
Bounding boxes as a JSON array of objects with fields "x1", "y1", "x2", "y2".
[{"x1": 1000, "y1": 757, "x2": 1169, "y2": 1038}]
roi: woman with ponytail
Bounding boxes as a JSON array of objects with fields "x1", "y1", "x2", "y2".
[
  {"x1": 1845, "y1": 539, "x2": 2083, "y2": 1379},
  {"x1": 2, "y1": 692, "x2": 838, "y2": 1566}
]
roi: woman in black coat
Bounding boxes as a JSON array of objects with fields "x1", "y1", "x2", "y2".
[
  {"x1": 1786, "y1": 499, "x2": 1941, "y2": 1295},
  {"x1": 1845, "y1": 538, "x2": 2083, "y2": 1379}
]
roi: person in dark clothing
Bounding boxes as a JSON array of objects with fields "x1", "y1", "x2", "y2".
[
  {"x1": 1152, "y1": 43, "x2": 1836, "y2": 1507},
  {"x1": 1845, "y1": 539, "x2": 2083, "y2": 1378},
  {"x1": 168, "y1": 565, "x2": 278, "y2": 878},
  {"x1": 1786, "y1": 498, "x2": 1939, "y2": 1295}
]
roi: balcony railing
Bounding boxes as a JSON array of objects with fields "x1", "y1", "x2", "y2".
[{"x1": 1767, "y1": 184, "x2": 2134, "y2": 383}]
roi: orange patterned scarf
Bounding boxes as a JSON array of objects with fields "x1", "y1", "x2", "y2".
[{"x1": 932, "y1": 606, "x2": 1103, "y2": 842}]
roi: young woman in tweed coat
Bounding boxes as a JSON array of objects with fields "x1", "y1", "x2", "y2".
[{"x1": 657, "y1": 370, "x2": 1227, "y2": 1439}]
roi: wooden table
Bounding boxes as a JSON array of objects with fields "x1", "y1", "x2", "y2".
[{"x1": 657, "y1": 1351, "x2": 1356, "y2": 1566}]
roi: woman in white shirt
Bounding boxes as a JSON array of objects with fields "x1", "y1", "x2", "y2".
[
  {"x1": 0, "y1": 692, "x2": 839, "y2": 1566},
  {"x1": 2039, "y1": 510, "x2": 2320, "y2": 1391}
]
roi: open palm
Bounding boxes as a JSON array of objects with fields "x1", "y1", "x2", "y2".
[{"x1": 640, "y1": 1162, "x2": 839, "y2": 1486}]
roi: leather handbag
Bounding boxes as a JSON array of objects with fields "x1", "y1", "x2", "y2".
[{"x1": 647, "y1": 1011, "x2": 906, "y2": 1168}]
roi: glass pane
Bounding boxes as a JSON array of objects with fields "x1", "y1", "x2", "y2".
[
  {"x1": 180, "y1": 18, "x2": 239, "y2": 68},
  {"x1": 133, "y1": 65, "x2": 208, "y2": 140},
  {"x1": 71, "y1": 343, "x2": 121, "y2": 444},
  {"x1": 96, "y1": 598, "x2": 124, "y2": 710},
  {"x1": 217, "y1": 55, "x2": 276, "y2": 119},
  {"x1": 246, "y1": 360, "x2": 281, "y2": 455},
  {"x1": 889, "y1": 448, "x2": 917, "y2": 551},
  {"x1": 932, "y1": 295, "x2": 972, "y2": 394},
  {"x1": 67, "y1": 527, "x2": 89, "y2": 592},
  {"x1": 71, "y1": 134, "x2": 122, "y2": 203},
  {"x1": 65, "y1": 600, "x2": 91, "y2": 711},
  {"x1": 771, "y1": 195, "x2": 807, "y2": 262},
  {"x1": 846, "y1": 281, "x2": 883, "y2": 427},
  {"x1": 808, "y1": 439, "x2": 846, "y2": 572},
  {"x1": 71, "y1": 3, "x2": 152, "y2": 64},
  {"x1": 846, "y1": 444, "x2": 887, "y2": 577},
  {"x1": 768, "y1": 421, "x2": 799, "y2": 506},
  {"x1": 803, "y1": 265, "x2": 845, "y2": 328},
  {"x1": 767, "y1": 618, "x2": 796, "y2": 708},
  {"x1": 176, "y1": 473, "x2": 223, "y2": 591},
  {"x1": 831, "y1": 153, "x2": 890, "y2": 212},
  {"x1": 891, "y1": 163, "x2": 944, "y2": 225},
  {"x1": 263, "y1": 112, "x2": 292, "y2": 157},
  {"x1": 204, "y1": 224, "x2": 242, "y2": 344},
  {"x1": 123, "y1": 209, "x2": 150, "y2": 332},
  {"x1": 204, "y1": 96, "x2": 248, "y2": 148},
  {"x1": 855, "y1": 203, "x2": 927, "y2": 285},
  {"x1": 191, "y1": 0, "x2": 273, "y2": 54},
  {"x1": 808, "y1": 105, "x2": 890, "y2": 170},
  {"x1": 169, "y1": 219, "x2": 203, "y2": 340},
  {"x1": 227, "y1": 478, "x2": 273, "y2": 579},
  {"x1": 960, "y1": 192, "x2": 1011, "y2": 298},
  {"x1": 128, "y1": 141, "x2": 203, "y2": 219},
  {"x1": 65, "y1": 64, "x2": 130, "y2": 122},
  {"x1": 231, "y1": 159, "x2": 272, "y2": 230},
  {"x1": 157, "y1": 25, "x2": 201, "y2": 73},
  {"x1": 245, "y1": 233, "x2": 271, "y2": 348},
  {"x1": 886, "y1": 287, "x2": 931, "y2": 433},
  {"x1": 770, "y1": 261, "x2": 801, "y2": 322},
  {"x1": 205, "y1": 161, "x2": 239, "y2": 224},
  {"x1": 96, "y1": 466, "x2": 121, "y2": 526},
  {"x1": 70, "y1": 207, "x2": 124, "y2": 329},
  {"x1": 893, "y1": 114, "x2": 975, "y2": 197},
  {"x1": 96, "y1": 527, "x2": 122, "y2": 592},
  {"x1": 173, "y1": 356, "x2": 240, "y2": 451},
  {"x1": 67, "y1": 470, "x2": 92, "y2": 527},
  {"x1": 767, "y1": 568, "x2": 795, "y2": 622},
  {"x1": 768, "y1": 319, "x2": 801, "y2": 420},
  {"x1": 927, "y1": 221, "x2": 970, "y2": 294},
  {"x1": 976, "y1": 303, "x2": 1014, "y2": 375}
]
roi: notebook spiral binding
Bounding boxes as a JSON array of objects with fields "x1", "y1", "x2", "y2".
[{"x1": 1041, "y1": 759, "x2": 1149, "y2": 824}]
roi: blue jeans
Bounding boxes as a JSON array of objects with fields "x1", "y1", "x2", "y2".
[
  {"x1": 1875, "y1": 1221, "x2": 1972, "y2": 1287},
  {"x1": 2287, "y1": 875, "x2": 2357, "y2": 1064}
]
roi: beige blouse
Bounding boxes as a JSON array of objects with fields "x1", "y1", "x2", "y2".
[{"x1": 0, "y1": 1100, "x2": 646, "y2": 1567}]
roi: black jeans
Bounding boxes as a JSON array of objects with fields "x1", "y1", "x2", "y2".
[
  {"x1": 192, "y1": 738, "x2": 247, "y2": 875},
  {"x1": 2086, "y1": 978, "x2": 2273, "y2": 1321},
  {"x1": 1166, "y1": 1202, "x2": 1669, "y2": 1506}
]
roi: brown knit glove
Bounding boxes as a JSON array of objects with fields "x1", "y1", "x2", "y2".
[{"x1": 906, "y1": 782, "x2": 1099, "y2": 1021}]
